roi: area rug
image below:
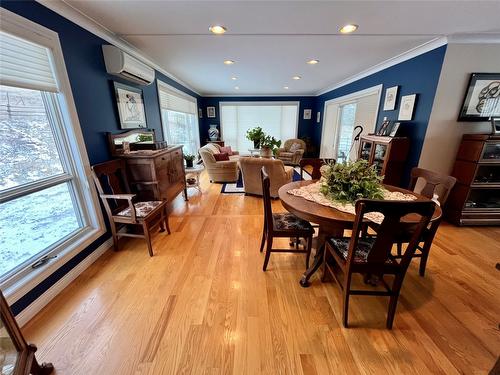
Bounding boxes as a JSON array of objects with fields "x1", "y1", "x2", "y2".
[{"x1": 221, "y1": 166, "x2": 311, "y2": 194}]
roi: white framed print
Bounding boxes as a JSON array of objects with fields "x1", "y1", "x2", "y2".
[
  {"x1": 398, "y1": 94, "x2": 417, "y2": 120},
  {"x1": 303, "y1": 109, "x2": 312, "y2": 120},
  {"x1": 207, "y1": 106, "x2": 216, "y2": 118},
  {"x1": 383, "y1": 86, "x2": 398, "y2": 110},
  {"x1": 113, "y1": 82, "x2": 147, "y2": 128}
]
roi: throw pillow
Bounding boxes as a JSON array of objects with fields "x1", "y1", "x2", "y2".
[
  {"x1": 213, "y1": 152, "x2": 230, "y2": 161},
  {"x1": 220, "y1": 146, "x2": 233, "y2": 156},
  {"x1": 289, "y1": 142, "x2": 302, "y2": 152}
]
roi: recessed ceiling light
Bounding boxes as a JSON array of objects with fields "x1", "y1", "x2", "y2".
[
  {"x1": 307, "y1": 59, "x2": 319, "y2": 65},
  {"x1": 292, "y1": 75, "x2": 301, "y2": 80},
  {"x1": 339, "y1": 24, "x2": 358, "y2": 34},
  {"x1": 231, "y1": 76, "x2": 237, "y2": 80},
  {"x1": 234, "y1": 86, "x2": 239, "y2": 90},
  {"x1": 224, "y1": 60, "x2": 235, "y2": 65},
  {"x1": 283, "y1": 86, "x2": 289, "y2": 90},
  {"x1": 209, "y1": 25, "x2": 227, "y2": 34}
]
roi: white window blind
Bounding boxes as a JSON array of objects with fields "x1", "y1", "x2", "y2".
[
  {"x1": 158, "y1": 84, "x2": 197, "y2": 114},
  {"x1": 220, "y1": 102, "x2": 299, "y2": 151},
  {"x1": 157, "y1": 80, "x2": 200, "y2": 155},
  {"x1": 0, "y1": 30, "x2": 59, "y2": 93}
]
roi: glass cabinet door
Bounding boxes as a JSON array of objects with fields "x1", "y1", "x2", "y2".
[
  {"x1": 373, "y1": 144, "x2": 388, "y2": 174},
  {"x1": 465, "y1": 188, "x2": 500, "y2": 209},
  {"x1": 474, "y1": 165, "x2": 500, "y2": 184},
  {"x1": 360, "y1": 141, "x2": 372, "y2": 161},
  {"x1": 481, "y1": 142, "x2": 500, "y2": 162},
  {"x1": 0, "y1": 321, "x2": 17, "y2": 375}
]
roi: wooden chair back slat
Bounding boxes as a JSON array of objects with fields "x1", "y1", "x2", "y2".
[
  {"x1": 260, "y1": 167, "x2": 274, "y2": 232},
  {"x1": 408, "y1": 167, "x2": 457, "y2": 207},
  {"x1": 91, "y1": 159, "x2": 131, "y2": 214}
]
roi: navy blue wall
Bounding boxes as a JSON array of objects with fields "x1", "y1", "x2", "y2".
[
  {"x1": 200, "y1": 96, "x2": 317, "y2": 152},
  {"x1": 314, "y1": 46, "x2": 447, "y2": 185},
  {"x1": 0, "y1": 0, "x2": 199, "y2": 315}
]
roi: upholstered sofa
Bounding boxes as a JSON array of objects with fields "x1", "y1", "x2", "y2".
[
  {"x1": 199, "y1": 143, "x2": 240, "y2": 183},
  {"x1": 276, "y1": 138, "x2": 306, "y2": 166},
  {"x1": 239, "y1": 157, "x2": 294, "y2": 198}
]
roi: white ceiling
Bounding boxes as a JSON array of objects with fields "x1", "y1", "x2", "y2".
[{"x1": 63, "y1": 0, "x2": 500, "y2": 96}]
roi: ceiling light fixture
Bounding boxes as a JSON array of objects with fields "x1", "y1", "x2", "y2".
[
  {"x1": 234, "y1": 86, "x2": 239, "y2": 90},
  {"x1": 292, "y1": 75, "x2": 301, "y2": 80},
  {"x1": 283, "y1": 86, "x2": 289, "y2": 90},
  {"x1": 231, "y1": 76, "x2": 237, "y2": 80},
  {"x1": 209, "y1": 25, "x2": 227, "y2": 34},
  {"x1": 224, "y1": 60, "x2": 235, "y2": 65},
  {"x1": 339, "y1": 24, "x2": 358, "y2": 34},
  {"x1": 307, "y1": 59, "x2": 319, "y2": 65}
]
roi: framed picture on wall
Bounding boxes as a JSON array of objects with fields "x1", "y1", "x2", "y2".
[
  {"x1": 113, "y1": 82, "x2": 147, "y2": 129},
  {"x1": 398, "y1": 94, "x2": 417, "y2": 121},
  {"x1": 383, "y1": 86, "x2": 398, "y2": 110},
  {"x1": 207, "y1": 106, "x2": 216, "y2": 118},
  {"x1": 303, "y1": 109, "x2": 312, "y2": 120},
  {"x1": 458, "y1": 73, "x2": 500, "y2": 121}
]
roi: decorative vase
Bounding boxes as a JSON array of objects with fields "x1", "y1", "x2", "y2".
[
  {"x1": 260, "y1": 147, "x2": 272, "y2": 158},
  {"x1": 208, "y1": 124, "x2": 219, "y2": 141},
  {"x1": 253, "y1": 140, "x2": 260, "y2": 149}
]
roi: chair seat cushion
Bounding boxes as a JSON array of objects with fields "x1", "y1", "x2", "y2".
[
  {"x1": 117, "y1": 201, "x2": 163, "y2": 218},
  {"x1": 328, "y1": 237, "x2": 395, "y2": 264},
  {"x1": 272, "y1": 213, "x2": 313, "y2": 232},
  {"x1": 279, "y1": 152, "x2": 294, "y2": 158}
]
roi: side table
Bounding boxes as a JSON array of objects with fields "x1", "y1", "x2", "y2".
[{"x1": 185, "y1": 165, "x2": 204, "y2": 194}]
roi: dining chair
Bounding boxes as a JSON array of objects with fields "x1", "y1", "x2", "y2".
[
  {"x1": 91, "y1": 159, "x2": 170, "y2": 257},
  {"x1": 299, "y1": 158, "x2": 335, "y2": 180},
  {"x1": 394, "y1": 167, "x2": 457, "y2": 276},
  {"x1": 323, "y1": 199, "x2": 435, "y2": 329},
  {"x1": 260, "y1": 167, "x2": 314, "y2": 271}
]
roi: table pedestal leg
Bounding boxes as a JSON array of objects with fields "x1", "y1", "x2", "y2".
[{"x1": 299, "y1": 226, "x2": 344, "y2": 287}]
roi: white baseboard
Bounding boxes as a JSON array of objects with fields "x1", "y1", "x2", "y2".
[{"x1": 15, "y1": 237, "x2": 113, "y2": 327}]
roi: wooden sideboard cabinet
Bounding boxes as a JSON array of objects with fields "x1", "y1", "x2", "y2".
[
  {"x1": 357, "y1": 135, "x2": 410, "y2": 186},
  {"x1": 120, "y1": 145, "x2": 187, "y2": 203},
  {"x1": 445, "y1": 134, "x2": 500, "y2": 225}
]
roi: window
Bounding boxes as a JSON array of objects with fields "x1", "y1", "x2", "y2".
[
  {"x1": 320, "y1": 85, "x2": 381, "y2": 161},
  {"x1": 157, "y1": 81, "x2": 199, "y2": 156},
  {"x1": 0, "y1": 9, "x2": 103, "y2": 298},
  {"x1": 220, "y1": 102, "x2": 299, "y2": 151}
]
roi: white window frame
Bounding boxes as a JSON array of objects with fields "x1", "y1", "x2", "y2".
[
  {"x1": 156, "y1": 79, "x2": 200, "y2": 153},
  {"x1": 0, "y1": 8, "x2": 105, "y2": 304},
  {"x1": 218, "y1": 101, "x2": 300, "y2": 144},
  {"x1": 320, "y1": 84, "x2": 382, "y2": 159}
]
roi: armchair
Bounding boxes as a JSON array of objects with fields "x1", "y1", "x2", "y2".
[
  {"x1": 239, "y1": 157, "x2": 294, "y2": 198},
  {"x1": 276, "y1": 138, "x2": 306, "y2": 166},
  {"x1": 198, "y1": 143, "x2": 240, "y2": 182}
]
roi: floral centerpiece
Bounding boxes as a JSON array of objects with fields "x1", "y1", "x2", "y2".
[{"x1": 320, "y1": 159, "x2": 384, "y2": 204}]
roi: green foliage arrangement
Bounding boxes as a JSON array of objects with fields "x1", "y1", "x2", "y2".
[
  {"x1": 245, "y1": 126, "x2": 265, "y2": 142},
  {"x1": 259, "y1": 135, "x2": 282, "y2": 155},
  {"x1": 183, "y1": 154, "x2": 196, "y2": 162},
  {"x1": 320, "y1": 159, "x2": 384, "y2": 204},
  {"x1": 137, "y1": 134, "x2": 154, "y2": 142}
]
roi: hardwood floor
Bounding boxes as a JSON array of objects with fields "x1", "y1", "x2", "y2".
[{"x1": 22, "y1": 172, "x2": 500, "y2": 374}]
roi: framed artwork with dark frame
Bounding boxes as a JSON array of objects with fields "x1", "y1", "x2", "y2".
[
  {"x1": 458, "y1": 73, "x2": 500, "y2": 121},
  {"x1": 113, "y1": 82, "x2": 147, "y2": 129}
]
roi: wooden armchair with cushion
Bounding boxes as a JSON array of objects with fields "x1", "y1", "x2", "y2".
[
  {"x1": 198, "y1": 143, "x2": 240, "y2": 183},
  {"x1": 239, "y1": 156, "x2": 294, "y2": 198},
  {"x1": 276, "y1": 138, "x2": 306, "y2": 166},
  {"x1": 91, "y1": 159, "x2": 170, "y2": 257}
]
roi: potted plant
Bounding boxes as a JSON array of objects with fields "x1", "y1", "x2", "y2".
[
  {"x1": 184, "y1": 154, "x2": 196, "y2": 168},
  {"x1": 246, "y1": 126, "x2": 265, "y2": 149},
  {"x1": 259, "y1": 135, "x2": 282, "y2": 158},
  {"x1": 320, "y1": 159, "x2": 384, "y2": 203}
]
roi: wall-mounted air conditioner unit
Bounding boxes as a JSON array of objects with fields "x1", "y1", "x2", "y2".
[{"x1": 102, "y1": 45, "x2": 155, "y2": 85}]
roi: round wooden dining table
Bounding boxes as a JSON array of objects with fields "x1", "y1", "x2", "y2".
[{"x1": 278, "y1": 180, "x2": 442, "y2": 287}]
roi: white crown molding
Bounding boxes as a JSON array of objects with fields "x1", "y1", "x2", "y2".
[
  {"x1": 35, "y1": 0, "x2": 201, "y2": 96},
  {"x1": 14, "y1": 237, "x2": 113, "y2": 327},
  {"x1": 315, "y1": 36, "x2": 448, "y2": 96},
  {"x1": 447, "y1": 33, "x2": 500, "y2": 44},
  {"x1": 202, "y1": 93, "x2": 315, "y2": 98}
]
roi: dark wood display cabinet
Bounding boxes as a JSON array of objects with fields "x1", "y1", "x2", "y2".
[
  {"x1": 358, "y1": 135, "x2": 410, "y2": 186},
  {"x1": 446, "y1": 134, "x2": 500, "y2": 225}
]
